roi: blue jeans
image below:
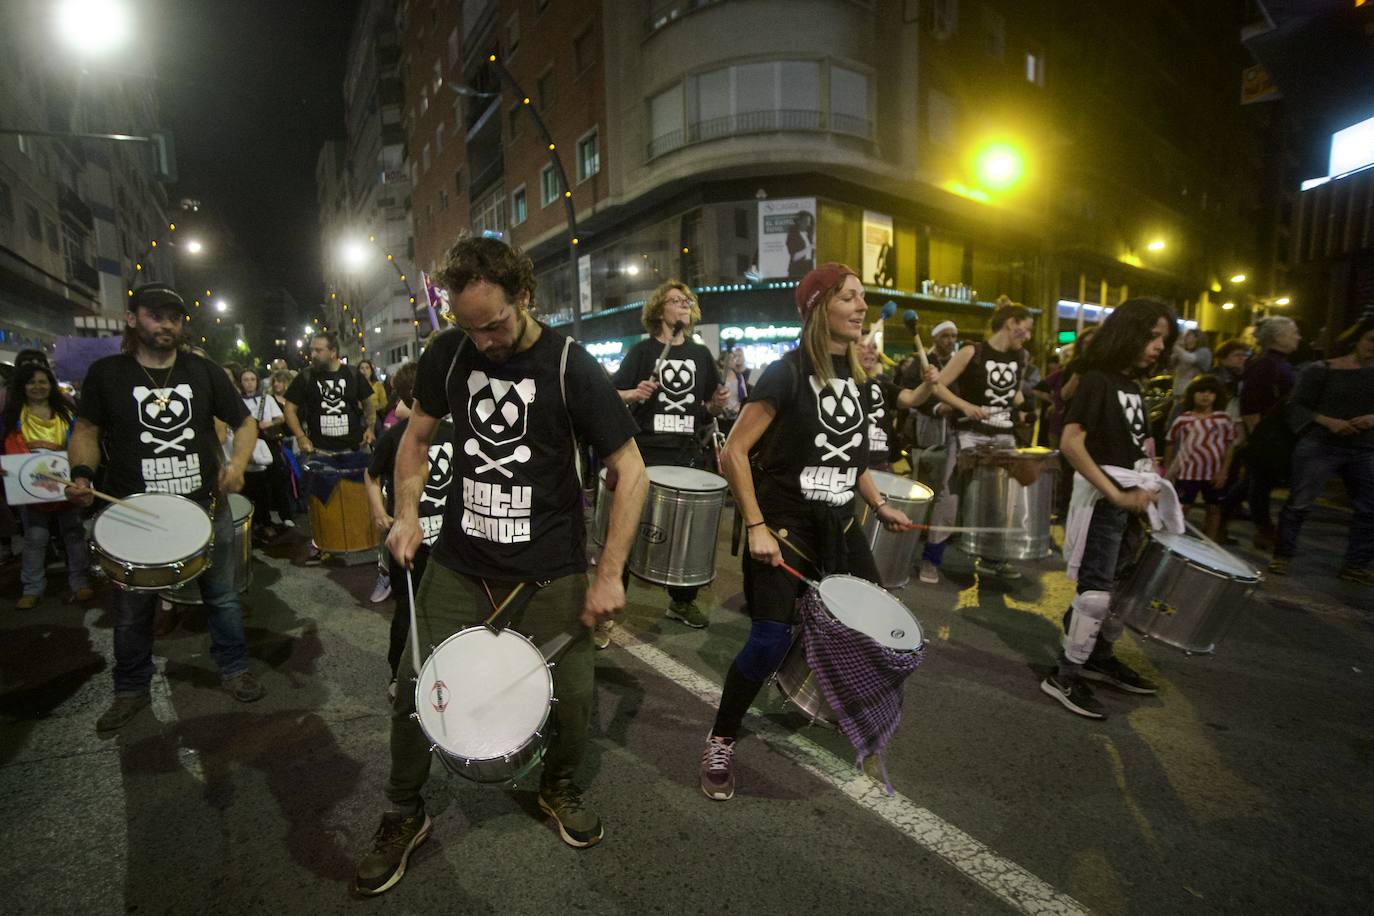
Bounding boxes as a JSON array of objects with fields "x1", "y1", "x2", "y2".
[
  {"x1": 1276, "y1": 438, "x2": 1374, "y2": 569},
  {"x1": 111, "y1": 501, "x2": 250, "y2": 697},
  {"x1": 19, "y1": 506, "x2": 91, "y2": 596},
  {"x1": 1076, "y1": 498, "x2": 1149, "y2": 595}
]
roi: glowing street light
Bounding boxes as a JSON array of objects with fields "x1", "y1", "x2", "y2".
[
  {"x1": 1229, "y1": 273, "x2": 1247, "y2": 284},
  {"x1": 342, "y1": 238, "x2": 370, "y2": 271},
  {"x1": 214, "y1": 299, "x2": 228, "y2": 313},
  {"x1": 373, "y1": 326, "x2": 381, "y2": 333},
  {"x1": 974, "y1": 142, "x2": 1026, "y2": 192},
  {"x1": 295, "y1": 339, "x2": 304, "y2": 349},
  {"x1": 1222, "y1": 301, "x2": 1236, "y2": 310},
  {"x1": 185, "y1": 239, "x2": 204, "y2": 255},
  {"x1": 1275, "y1": 296, "x2": 1291, "y2": 306},
  {"x1": 304, "y1": 324, "x2": 314, "y2": 335},
  {"x1": 55, "y1": 0, "x2": 132, "y2": 58},
  {"x1": 1146, "y1": 239, "x2": 1166, "y2": 252}
]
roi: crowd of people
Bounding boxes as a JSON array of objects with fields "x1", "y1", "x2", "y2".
[{"x1": 1, "y1": 240, "x2": 1370, "y2": 898}]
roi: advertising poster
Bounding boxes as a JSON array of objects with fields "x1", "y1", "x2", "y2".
[
  {"x1": 758, "y1": 197, "x2": 816, "y2": 279},
  {"x1": 862, "y1": 210, "x2": 895, "y2": 287}
]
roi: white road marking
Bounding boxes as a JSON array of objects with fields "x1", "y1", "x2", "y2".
[
  {"x1": 610, "y1": 627, "x2": 1091, "y2": 916},
  {"x1": 148, "y1": 656, "x2": 205, "y2": 783}
]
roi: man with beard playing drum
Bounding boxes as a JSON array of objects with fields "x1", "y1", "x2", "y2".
[
  {"x1": 612, "y1": 280, "x2": 728, "y2": 631},
  {"x1": 65, "y1": 283, "x2": 266, "y2": 733},
  {"x1": 353, "y1": 237, "x2": 647, "y2": 896},
  {"x1": 699, "y1": 263, "x2": 942, "y2": 800}
]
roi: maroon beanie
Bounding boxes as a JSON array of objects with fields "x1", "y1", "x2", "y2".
[{"x1": 794, "y1": 262, "x2": 856, "y2": 321}]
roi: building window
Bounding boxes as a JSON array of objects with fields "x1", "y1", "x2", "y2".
[
  {"x1": 433, "y1": 59, "x2": 443, "y2": 94},
  {"x1": 472, "y1": 183, "x2": 507, "y2": 237},
  {"x1": 421, "y1": 142, "x2": 431, "y2": 172},
  {"x1": 506, "y1": 13, "x2": 520, "y2": 54},
  {"x1": 0, "y1": 179, "x2": 12, "y2": 223},
  {"x1": 1025, "y1": 49, "x2": 1045, "y2": 85},
  {"x1": 926, "y1": 88, "x2": 956, "y2": 147},
  {"x1": 576, "y1": 128, "x2": 600, "y2": 182},
  {"x1": 511, "y1": 185, "x2": 527, "y2": 225},
  {"x1": 44, "y1": 218, "x2": 59, "y2": 252},
  {"x1": 447, "y1": 26, "x2": 459, "y2": 67},
  {"x1": 508, "y1": 107, "x2": 521, "y2": 140},
  {"x1": 25, "y1": 203, "x2": 41, "y2": 241},
  {"x1": 538, "y1": 69, "x2": 555, "y2": 111},
  {"x1": 929, "y1": 0, "x2": 958, "y2": 38},
  {"x1": 540, "y1": 164, "x2": 562, "y2": 206},
  {"x1": 979, "y1": 7, "x2": 1005, "y2": 59},
  {"x1": 574, "y1": 22, "x2": 597, "y2": 72},
  {"x1": 435, "y1": 122, "x2": 445, "y2": 153},
  {"x1": 454, "y1": 169, "x2": 464, "y2": 193},
  {"x1": 648, "y1": 85, "x2": 685, "y2": 157},
  {"x1": 829, "y1": 65, "x2": 870, "y2": 136},
  {"x1": 677, "y1": 59, "x2": 835, "y2": 150},
  {"x1": 439, "y1": 189, "x2": 449, "y2": 211},
  {"x1": 16, "y1": 134, "x2": 28, "y2": 156}
]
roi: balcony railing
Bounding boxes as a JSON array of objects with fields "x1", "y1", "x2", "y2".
[{"x1": 649, "y1": 108, "x2": 875, "y2": 160}]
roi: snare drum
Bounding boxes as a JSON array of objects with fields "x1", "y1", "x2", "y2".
[
  {"x1": 1117, "y1": 531, "x2": 1261, "y2": 655},
  {"x1": 305, "y1": 452, "x2": 380, "y2": 556},
  {"x1": 774, "y1": 575, "x2": 925, "y2": 725},
  {"x1": 413, "y1": 626, "x2": 555, "y2": 784},
  {"x1": 854, "y1": 471, "x2": 933, "y2": 588},
  {"x1": 591, "y1": 468, "x2": 613, "y2": 547},
  {"x1": 628, "y1": 466, "x2": 728, "y2": 587},
  {"x1": 91, "y1": 493, "x2": 214, "y2": 591},
  {"x1": 957, "y1": 446, "x2": 1059, "y2": 560},
  {"x1": 166, "y1": 493, "x2": 253, "y2": 604}
]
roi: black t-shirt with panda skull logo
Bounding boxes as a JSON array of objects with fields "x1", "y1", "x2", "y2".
[
  {"x1": 864, "y1": 377, "x2": 899, "y2": 467},
  {"x1": 749, "y1": 349, "x2": 870, "y2": 514},
  {"x1": 1063, "y1": 370, "x2": 1150, "y2": 470},
  {"x1": 610, "y1": 337, "x2": 722, "y2": 449},
  {"x1": 414, "y1": 324, "x2": 639, "y2": 581},
  {"x1": 954, "y1": 342, "x2": 1026, "y2": 435},
  {"x1": 78, "y1": 352, "x2": 251, "y2": 505},
  {"x1": 369, "y1": 417, "x2": 456, "y2": 549},
  {"x1": 284, "y1": 364, "x2": 372, "y2": 452}
]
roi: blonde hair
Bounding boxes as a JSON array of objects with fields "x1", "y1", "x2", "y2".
[
  {"x1": 642, "y1": 280, "x2": 701, "y2": 336},
  {"x1": 800, "y1": 275, "x2": 866, "y2": 385}
]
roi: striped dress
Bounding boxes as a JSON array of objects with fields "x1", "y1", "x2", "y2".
[{"x1": 1166, "y1": 411, "x2": 1238, "y2": 481}]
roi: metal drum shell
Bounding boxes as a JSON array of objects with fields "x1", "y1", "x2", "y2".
[
  {"x1": 167, "y1": 493, "x2": 253, "y2": 604},
  {"x1": 958, "y1": 448, "x2": 1058, "y2": 560},
  {"x1": 90, "y1": 493, "x2": 214, "y2": 591},
  {"x1": 591, "y1": 468, "x2": 613, "y2": 547},
  {"x1": 774, "y1": 636, "x2": 837, "y2": 726},
  {"x1": 855, "y1": 471, "x2": 933, "y2": 589},
  {"x1": 627, "y1": 467, "x2": 727, "y2": 588},
  {"x1": 1117, "y1": 535, "x2": 1261, "y2": 655}
]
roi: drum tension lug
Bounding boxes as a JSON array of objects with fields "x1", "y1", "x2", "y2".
[
  {"x1": 548, "y1": 697, "x2": 559, "y2": 705},
  {"x1": 427, "y1": 744, "x2": 439, "y2": 753},
  {"x1": 409, "y1": 713, "x2": 420, "y2": 721}
]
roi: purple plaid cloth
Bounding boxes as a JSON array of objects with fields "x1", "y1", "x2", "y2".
[{"x1": 801, "y1": 586, "x2": 926, "y2": 793}]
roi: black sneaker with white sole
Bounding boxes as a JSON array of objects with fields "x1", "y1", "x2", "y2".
[
  {"x1": 1082, "y1": 656, "x2": 1158, "y2": 695},
  {"x1": 354, "y1": 808, "x2": 431, "y2": 896},
  {"x1": 1040, "y1": 673, "x2": 1107, "y2": 719}
]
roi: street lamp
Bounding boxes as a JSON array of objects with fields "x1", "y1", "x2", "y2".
[
  {"x1": 1275, "y1": 296, "x2": 1291, "y2": 306},
  {"x1": 973, "y1": 142, "x2": 1026, "y2": 192},
  {"x1": 185, "y1": 239, "x2": 204, "y2": 255},
  {"x1": 55, "y1": 0, "x2": 132, "y2": 58},
  {"x1": 342, "y1": 239, "x2": 370, "y2": 272},
  {"x1": 1229, "y1": 273, "x2": 1247, "y2": 284},
  {"x1": 215, "y1": 299, "x2": 228, "y2": 313},
  {"x1": 1147, "y1": 239, "x2": 1166, "y2": 252}
]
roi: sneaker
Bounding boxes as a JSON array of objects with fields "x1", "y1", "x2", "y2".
[
  {"x1": 976, "y1": 557, "x2": 1022, "y2": 580},
  {"x1": 303, "y1": 548, "x2": 324, "y2": 567},
  {"x1": 96, "y1": 694, "x2": 150, "y2": 732},
  {"x1": 369, "y1": 573, "x2": 393, "y2": 604},
  {"x1": 1339, "y1": 567, "x2": 1374, "y2": 586},
  {"x1": 699, "y1": 735, "x2": 736, "y2": 800},
  {"x1": 71, "y1": 586, "x2": 96, "y2": 602},
  {"x1": 918, "y1": 560, "x2": 940, "y2": 584},
  {"x1": 15, "y1": 594, "x2": 40, "y2": 610},
  {"x1": 1082, "y1": 655, "x2": 1158, "y2": 695},
  {"x1": 537, "y1": 781, "x2": 604, "y2": 848},
  {"x1": 282, "y1": 518, "x2": 296, "y2": 528},
  {"x1": 665, "y1": 600, "x2": 708, "y2": 629},
  {"x1": 591, "y1": 619, "x2": 613, "y2": 650},
  {"x1": 223, "y1": 671, "x2": 266, "y2": 703},
  {"x1": 1039, "y1": 673, "x2": 1107, "y2": 720},
  {"x1": 1266, "y1": 557, "x2": 1289, "y2": 576},
  {"x1": 353, "y1": 808, "x2": 431, "y2": 897}
]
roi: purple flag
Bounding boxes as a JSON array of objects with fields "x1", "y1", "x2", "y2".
[{"x1": 53, "y1": 335, "x2": 123, "y2": 384}]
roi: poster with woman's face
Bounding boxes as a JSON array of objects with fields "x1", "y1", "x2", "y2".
[{"x1": 758, "y1": 198, "x2": 816, "y2": 279}]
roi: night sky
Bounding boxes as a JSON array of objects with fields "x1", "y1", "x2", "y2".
[{"x1": 153, "y1": 0, "x2": 359, "y2": 312}]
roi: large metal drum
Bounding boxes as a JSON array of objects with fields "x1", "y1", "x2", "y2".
[
  {"x1": 1117, "y1": 531, "x2": 1261, "y2": 655},
  {"x1": 166, "y1": 493, "x2": 253, "y2": 604},
  {"x1": 591, "y1": 468, "x2": 613, "y2": 547},
  {"x1": 854, "y1": 471, "x2": 934, "y2": 588},
  {"x1": 957, "y1": 447, "x2": 1058, "y2": 560},
  {"x1": 627, "y1": 466, "x2": 727, "y2": 587}
]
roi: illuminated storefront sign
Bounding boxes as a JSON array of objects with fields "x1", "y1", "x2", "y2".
[{"x1": 719, "y1": 324, "x2": 802, "y2": 343}]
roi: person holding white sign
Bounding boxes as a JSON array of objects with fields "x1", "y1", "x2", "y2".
[{"x1": 1, "y1": 363, "x2": 94, "y2": 608}]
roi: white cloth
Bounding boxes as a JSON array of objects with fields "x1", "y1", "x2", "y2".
[
  {"x1": 1063, "y1": 460, "x2": 1184, "y2": 581},
  {"x1": 931, "y1": 320, "x2": 957, "y2": 338},
  {"x1": 243, "y1": 394, "x2": 283, "y2": 426}
]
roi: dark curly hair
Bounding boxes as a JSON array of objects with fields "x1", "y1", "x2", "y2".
[
  {"x1": 1077, "y1": 298, "x2": 1178, "y2": 376},
  {"x1": 2, "y1": 363, "x2": 73, "y2": 434},
  {"x1": 1182, "y1": 374, "x2": 1228, "y2": 412},
  {"x1": 1333, "y1": 317, "x2": 1374, "y2": 356},
  {"x1": 435, "y1": 236, "x2": 537, "y2": 307}
]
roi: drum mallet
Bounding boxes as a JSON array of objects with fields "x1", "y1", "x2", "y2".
[{"x1": 903, "y1": 310, "x2": 929, "y2": 373}]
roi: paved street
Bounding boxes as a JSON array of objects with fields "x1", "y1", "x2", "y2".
[{"x1": 2, "y1": 497, "x2": 1371, "y2": 916}]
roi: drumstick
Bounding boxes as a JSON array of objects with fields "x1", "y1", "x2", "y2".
[
  {"x1": 897, "y1": 522, "x2": 1026, "y2": 534},
  {"x1": 405, "y1": 567, "x2": 423, "y2": 676},
  {"x1": 33, "y1": 472, "x2": 158, "y2": 517},
  {"x1": 778, "y1": 562, "x2": 820, "y2": 589},
  {"x1": 903, "y1": 310, "x2": 929, "y2": 373},
  {"x1": 649, "y1": 320, "x2": 687, "y2": 382}
]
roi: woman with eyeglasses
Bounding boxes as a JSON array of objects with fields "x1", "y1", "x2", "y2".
[{"x1": 608, "y1": 281, "x2": 728, "y2": 637}]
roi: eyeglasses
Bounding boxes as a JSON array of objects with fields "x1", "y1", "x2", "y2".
[{"x1": 663, "y1": 297, "x2": 693, "y2": 307}]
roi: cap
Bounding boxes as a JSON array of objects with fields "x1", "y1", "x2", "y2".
[
  {"x1": 128, "y1": 283, "x2": 189, "y2": 317},
  {"x1": 931, "y1": 320, "x2": 957, "y2": 337},
  {"x1": 794, "y1": 262, "x2": 856, "y2": 321}
]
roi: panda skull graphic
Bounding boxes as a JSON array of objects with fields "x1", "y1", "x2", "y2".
[
  {"x1": 983, "y1": 359, "x2": 1019, "y2": 426},
  {"x1": 657, "y1": 358, "x2": 696, "y2": 413},
  {"x1": 1117, "y1": 390, "x2": 1147, "y2": 447},
  {"x1": 465, "y1": 371, "x2": 536, "y2": 478},
  {"x1": 318, "y1": 378, "x2": 348, "y2": 415},
  {"x1": 133, "y1": 384, "x2": 195, "y2": 453},
  {"x1": 809, "y1": 376, "x2": 864, "y2": 462},
  {"x1": 421, "y1": 441, "x2": 453, "y2": 509}
]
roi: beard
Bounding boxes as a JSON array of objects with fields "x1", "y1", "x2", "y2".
[{"x1": 136, "y1": 323, "x2": 181, "y2": 353}]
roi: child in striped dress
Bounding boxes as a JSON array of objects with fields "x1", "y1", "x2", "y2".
[{"x1": 1164, "y1": 375, "x2": 1238, "y2": 540}]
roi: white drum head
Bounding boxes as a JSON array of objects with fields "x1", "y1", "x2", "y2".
[
  {"x1": 867, "y1": 471, "x2": 933, "y2": 502},
  {"x1": 648, "y1": 465, "x2": 727, "y2": 492},
  {"x1": 92, "y1": 493, "x2": 212, "y2": 565},
  {"x1": 229, "y1": 493, "x2": 253, "y2": 524},
  {"x1": 415, "y1": 628, "x2": 552, "y2": 759},
  {"x1": 817, "y1": 575, "x2": 924, "y2": 650},
  {"x1": 1155, "y1": 532, "x2": 1259, "y2": 580}
]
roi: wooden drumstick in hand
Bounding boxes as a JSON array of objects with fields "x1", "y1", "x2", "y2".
[
  {"x1": 35, "y1": 471, "x2": 158, "y2": 516},
  {"x1": 903, "y1": 310, "x2": 929, "y2": 372}
]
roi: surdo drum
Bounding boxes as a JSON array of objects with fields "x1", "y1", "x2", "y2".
[
  {"x1": 854, "y1": 471, "x2": 934, "y2": 589},
  {"x1": 412, "y1": 626, "x2": 556, "y2": 784},
  {"x1": 91, "y1": 493, "x2": 214, "y2": 591},
  {"x1": 774, "y1": 575, "x2": 925, "y2": 726},
  {"x1": 1116, "y1": 531, "x2": 1262, "y2": 655},
  {"x1": 957, "y1": 447, "x2": 1059, "y2": 560},
  {"x1": 304, "y1": 452, "x2": 380, "y2": 557},
  {"x1": 627, "y1": 466, "x2": 728, "y2": 587},
  {"x1": 165, "y1": 493, "x2": 253, "y2": 604}
]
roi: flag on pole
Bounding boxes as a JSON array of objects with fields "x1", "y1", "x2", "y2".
[{"x1": 421, "y1": 271, "x2": 448, "y2": 331}]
